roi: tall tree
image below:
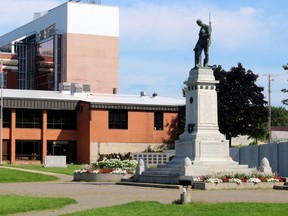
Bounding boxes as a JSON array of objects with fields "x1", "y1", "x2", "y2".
[
  {"x1": 271, "y1": 106, "x2": 288, "y2": 126},
  {"x1": 282, "y1": 64, "x2": 288, "y2": 105},
  {"x1": 213, "y1": 63, "x2": 268, "y2": 146}
]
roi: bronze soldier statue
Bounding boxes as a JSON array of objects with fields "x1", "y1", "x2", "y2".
[{"x1": 193, "y1": 19, "x2": 212, "y2": 68}]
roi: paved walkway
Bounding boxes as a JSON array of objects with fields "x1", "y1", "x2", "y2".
[{"x1": 0, "y1": 166, "x2": 288, "y2": 216}]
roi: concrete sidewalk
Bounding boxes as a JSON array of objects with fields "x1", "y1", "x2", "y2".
[{"x1": 0, "y1": 166, "x2": 288, "y2": 216}]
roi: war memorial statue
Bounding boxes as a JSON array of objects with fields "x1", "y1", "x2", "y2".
[
  {"x1": 135, "y1": 18, "x2": 253, "y2": 184},
  {"x1": 193, "y1": 19, "x2": 211, "y2": 68}
]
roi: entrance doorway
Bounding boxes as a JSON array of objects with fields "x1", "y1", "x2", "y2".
[{"x1": 47, "y1": 141, "x2": 76, "y2": 163}]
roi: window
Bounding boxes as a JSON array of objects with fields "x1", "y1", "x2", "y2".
[
  {"x1": 0, "y1": 72, "x2": 7, "y2": 88},
  {"x1": 109, "y1": 109, "x2": 128, "y2": 129},
  {"x1": 16, "y1": 109, "x2": 42, "y2": 128},
  {"x1": 154, "y1": 111, "x2": 163, "y2": 130},
  {"x1": 16, "y1": 140, "x2": 41, "y2": 161},
  {"x1": 3, "y1": 108, "x2": 11, "y2": 128},
  {"x1": 47, "y1": 110, "x2": 76, "y2": 129},
  {"x1": 36, "y1": 38, "x2": 54, "y2": 90}
]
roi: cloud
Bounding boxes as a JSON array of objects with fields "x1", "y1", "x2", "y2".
[
  {"x1": 120, "y1": 2, "x2": 273, "y2": 52},
  {"x1": 120, "y1": 3, "x2": 196, "y2": 50}
]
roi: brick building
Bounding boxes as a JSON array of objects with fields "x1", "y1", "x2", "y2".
[
  {"x1": 1, "y1": 88, "x2": 184, "y2": 164},
  {"x1": 0, "y1": 1, "x2": 185, "y2": 164}
]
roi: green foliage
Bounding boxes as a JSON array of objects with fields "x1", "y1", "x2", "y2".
[
  {"x1": 213, "y1": 63, "x2": 268, "y2": 145},
  {"x1": 91, "y1": 158, "x2": 137, "y2": 170},
  {"x1": 0, "y1": 195, "x2": 76, "y2": 215},
  {"x1": 74, "y1": 157, "x2": 137, "y2": 174},
  {"x1": 271, "y1": 106, "x2": 288, "y2": 126},
  {"x1": 97, "y1": 153, "x2": 132, "y2": 161},
  {"x1": 249, "y1": 139, "x2": 258, "y2": 145},
  {"x1": 0, "y1": 168, "x2": 58, "y2": 183},
  {"x1": 64, "y1": 201, "x2": 288, "y2": 216},
  {"x1": 202, "y1": 169, "x2": 278, "y2": 181}
]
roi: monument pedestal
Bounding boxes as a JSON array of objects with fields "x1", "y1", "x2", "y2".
[{"x1": 137, "y1": 67, "x2": 252, "y2": 184}]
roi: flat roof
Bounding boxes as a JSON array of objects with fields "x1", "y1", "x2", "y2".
[{"x1": 2, "y1": 89, "x2": 185, "y2": 111}]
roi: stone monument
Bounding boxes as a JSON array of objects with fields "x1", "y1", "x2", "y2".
[{"x1": 136, "y1": 19, "x2": 252, "y2": 184}]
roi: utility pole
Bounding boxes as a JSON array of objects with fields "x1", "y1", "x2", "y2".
[{"x1": 263, "y1": 74, "x2": 278, "y2": 143}]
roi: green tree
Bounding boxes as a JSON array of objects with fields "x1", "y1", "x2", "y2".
[
  {"x1": 271, "y1": 106, "x2": 288, "y2": 126},
  {"x1": 282, "y1": 64, "x2": 288, "y2": 105},
  {"x1": 213, "y1": 63, "x2": 268, "y2": 146}
]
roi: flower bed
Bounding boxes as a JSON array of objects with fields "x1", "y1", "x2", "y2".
[
  {"x1": 192, "y1": 170, "x2": 284, "y2": 190},
  {"x1": 193, "y1": 182, "x2": 284, "y2": 190},
  {"x1": 73, "y1": 157, "x2": 137, "y2": 182}
]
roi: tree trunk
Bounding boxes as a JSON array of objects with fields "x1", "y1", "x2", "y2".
[{"x1": 226, "y1": 135, "x2": 232, "y2": 148}]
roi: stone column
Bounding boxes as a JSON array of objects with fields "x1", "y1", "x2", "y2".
[{"x1": 175, "y1": 67, "x2": 231, "y2": 164}]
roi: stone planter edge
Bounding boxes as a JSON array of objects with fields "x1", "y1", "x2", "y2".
[
  {"x1": 73, "y1": 173, "x2": 132, "y2": 182},
  {"x1": 193, "y1": 182, "x2": 284, "y2": 190}
]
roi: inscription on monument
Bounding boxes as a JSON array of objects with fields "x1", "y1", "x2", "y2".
[
  {"x1": 200, "y1": 142, "x2": 225, "y2": 157},
  {"x1": 199, "y1": 95, "x2": 216, "y2": 124}
]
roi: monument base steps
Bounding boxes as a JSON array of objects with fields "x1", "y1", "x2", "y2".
[{"x1": 137, "y1": 158, "x2": 253, "y2": 184}]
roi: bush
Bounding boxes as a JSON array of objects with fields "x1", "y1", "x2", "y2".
[{"x1": 74, "y1": 155, "x2": 137, "y2": 175}]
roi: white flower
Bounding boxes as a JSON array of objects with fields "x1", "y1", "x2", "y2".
[
  {"x1": 74, "y1": 169, "x2": 81, "y2": 173},
  {"x1": 247, "y1": 178, "x2": 261, "y2": 184},
  {"x1": 206, "y1": 178, "x2": 223, "y2": 184},
  {"x1": 229, "y1": 178, "x2": 242, "y2": 184},
  {"x1": 74, "y1": 158, "x2": 138, "y2": 174},
  {"x1": 193, "y1": 177, "x2": 201, "y2": 182},
  {"x1": 111, "y1": 169, "x2": 127, "y2": 175},
  {"x1": 267, "y1": 178, "x2": 279, "y2": 182}
]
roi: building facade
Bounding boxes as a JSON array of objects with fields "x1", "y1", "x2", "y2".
[
  {"x1": 1, "y1": 88, "x2": 184, "y2": 164},
  {"x1": 0, "y1": 1, "x2": 119, "y2": 93}
]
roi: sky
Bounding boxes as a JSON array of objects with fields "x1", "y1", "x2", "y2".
[{"x1": 0, "y1": 0, "x2": 287, "y2": 107}]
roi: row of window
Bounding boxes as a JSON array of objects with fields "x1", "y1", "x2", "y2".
[
  {"x1": 108, "y1": 109, "x2": 163, "y2": 130},
  {"x1": 3, "y1": 109, "x2": 76, "y2": 129},
  {"x1": 2, "y1": 109, "x2": 164, "y2": 130}
]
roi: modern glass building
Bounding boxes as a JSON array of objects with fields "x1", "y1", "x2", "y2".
[{"x1": 0, "y1": 1, "x2": 119, "y2": 93}]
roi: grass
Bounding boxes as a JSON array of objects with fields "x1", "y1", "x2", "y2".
[
  {"x1": 0, "y1": 168, "x2": 58, "y2": 183},
  {"x1": 64, "y1": 201, "x2": 288, "y2": 216},
  {"x1": 3, "y1": 164, "x2": 82, "y2": 175},
  {"x1": 0, "y1": 195, "x2": 76, "y2": 215}
]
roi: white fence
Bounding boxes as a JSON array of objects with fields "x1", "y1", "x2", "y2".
[{"x1": 131, "y1": 150, "x2": 174, "y2": 166}]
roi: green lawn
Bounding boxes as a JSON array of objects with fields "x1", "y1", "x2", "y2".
[
  {"x1": 0, "y1": 168, "x2": 58, "y2": 183},
  {"x1": 64, "y1": 201, "x2": 288, "y2": 216},
  {"x1": 0, "y1": 195, "x2": 76, "y2": 215},
  {"x1": 3, "y1": 164, "x2": 82, "y2": 175}
]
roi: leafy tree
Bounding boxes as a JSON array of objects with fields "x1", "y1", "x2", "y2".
[
  {"x1": 271, "y1": 106, "x2": 288, "y2": 126},
  {"x1": 213, "y1": 63, "x2": 268, "y2": 146},
  {"x1": 282, "y1": 64, "x2": 288, "y2": 105}
]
